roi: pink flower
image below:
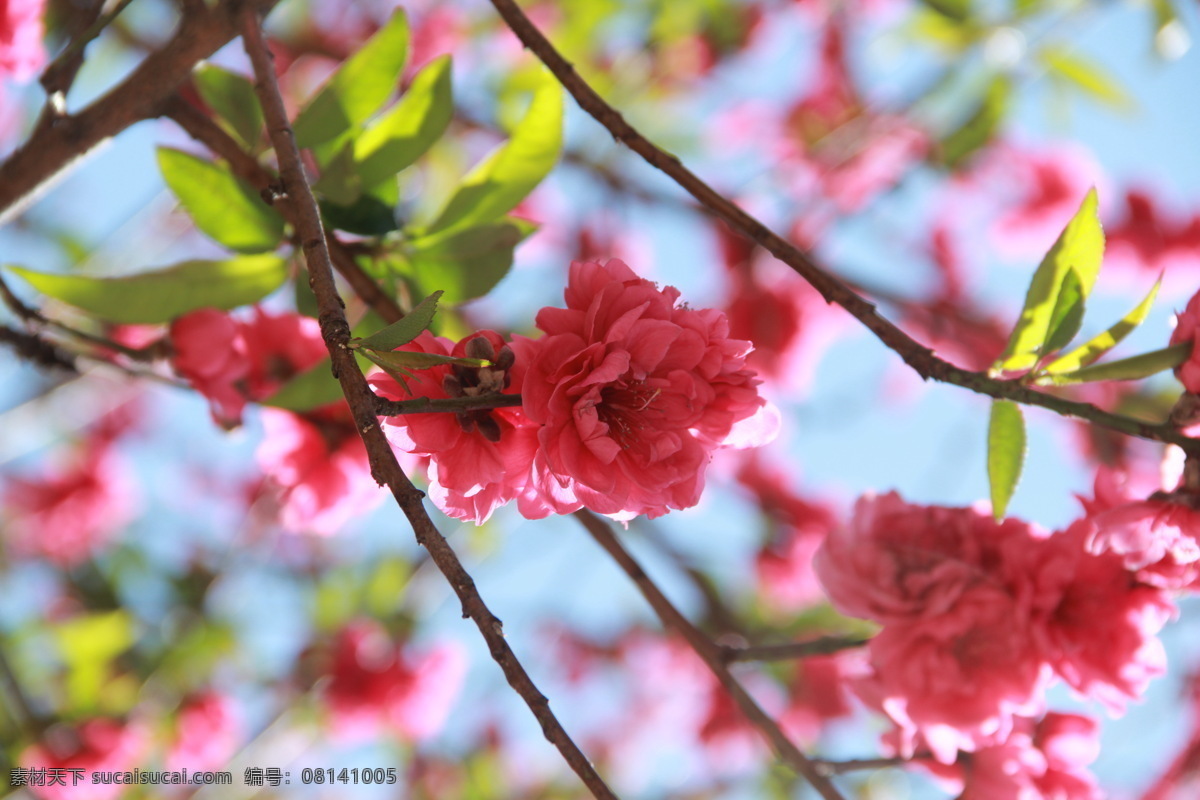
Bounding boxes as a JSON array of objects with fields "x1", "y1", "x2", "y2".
[
  {"x1": 1106, "y1": 189, "x2": 1200, "y2": 290},
  {"x1": 371, "y1": 330, "x2": 538, "y2": 524},
  {"x1": 813, "y1": 492, "x2": 1037, "y2": 626},
  {"x1": 20, "y1": 719, "x2": 145, "y2": 800},
  {"x1": 1171, "y1": 289, "x2": 1200, "y2": 394},
  {"x1": 779, "y1": 654, "x2": 855, "y2": 744},
  {"x1": 164, "y1": 692, "x2": 241, "y2": 773},
  {"x1": 170, "y1": 308, "x2": 327, "y2": 428},
  {"x1": 520, "y1": 259, "x2": 771, "y2": 520},
  {"x1": 1025, "y1": 522, "x2": 1173, "y2": 711},
  {"x1": 3, "y1": 437, "x2": 136, "y2": 566},
  {"x1": 1, "y1": 0, "x2": 46, "y2": 83},
  {"x1": 323, "y1": 621, "x2": 465, "y2": 742},
  {"x1": 255, "y1": 405, "x2": 382, "y2": 535},
  {"x1": 919, "y1": 713, "x2": 1103, "y2": 800}
]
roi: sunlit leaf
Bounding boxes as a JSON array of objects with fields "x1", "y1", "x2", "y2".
[
  {"x1": 406, "y1": 218, "x2": 536, "y2": 304},
  {"x1": 292, "y1": 10, "x2": 410, "y2": 149},
  {"x1": 1041, "y1": 342, "x2": 1190, "y2": 385},
  {"x1": 939, "y1": 76, "x2": 1010, "y2": 168},
  {"x1": 425, "y1": 71, "x2": 562, "y2": 237},
  {"x1": 354, "y1": 291, "x2": 443, "y2": 351},
  {"x1": 5, "y1": 255, "x2": 287, "y2": 324},
  {"x1": 53, "y1": 611, "x2": 135, "y2": 713},
  {"x1": 993, "y1": 189, "x2": 1104, "y2": 374},
  {"x1": 193, "y1": 63, "x2": 264, "y2": 150},
  {"x1": 158, "y1": 148, "x2": 283, "y2": 254},
  {"x1": 1040, "y1": 48, "x2": 1134, "y2": 110},
  {"x1": 1045, "y1": 275, "x2": 1162, "y2": 374},
  {"x1": 354, "y1": 56, "x2": 453, "y2": 190},
  {"x1": 987, "y1": 400, "x2": 1025, "y2": 520},
  {"x1": 1041, "y1": 267, "x2": 1086, "y2": 356}
]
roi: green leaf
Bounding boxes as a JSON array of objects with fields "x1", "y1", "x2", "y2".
[
  {"x1": 5, "y1": 255, "x2": 288, "y2": 324},
  {"x1": 260, "y1": 359, "x2": 343, "y2": 411},
  {"x1": 354, "y1": 290, "x2": 443, "y2": 351},
  {"x1": 364, "y1": 558, "x2": 411, "y2": 617},
  {"x1": 157, "y1": 147, "x2": 284, "y2": 254},
  {"x1": 354, "y1": 55, "x2": 453, "y2": 189},
  {"x1": 987, "y1": 400, "x2": 1026, "y2": 520},
  {"x1": 425, "y1": 71, "x2": 563, "y2": 237},
  {"x1": 940, "y1": 76, "x2": 1010, "y2": 168},
  {"x1": 1041, "y1": 342, "x2": 1190, "y2": 385},
  {"x1": 407, "y1": 218, "x2": 536, "y2": 304},
  {"x1": 1040, "y1": 48, "x2": 1133, "y2": 110},
  {"x1": 1041, "y1": 267, "x2": 1086, "y2": 356},
  {"x1": 367, "y1": 348, "x2": 488, "y2": 371},
  {"x1": 292, "y1": 10, "x2": 410, "y2": 149},
  {"x1": 920, "y1": 0, "x2": 971, "y2": 22},
  {"x1": 313, "y1": 143, "x2": 363, "y2": 206},
  {"x1": 1045, "y1": 275, "x2": 1162, "y2": 374},
  {"x1": 993, "y1": 189, "x2": 1104, "y2": 374},
  {"x1": 319, "y1": 192, "x2": 398, "y2": 236},
  {"x1": 53, "y1": 611, "x2": 135, "y2": 713},
  {"x1": 193, "y1": 63, "x2": 264, "y2": 149}
]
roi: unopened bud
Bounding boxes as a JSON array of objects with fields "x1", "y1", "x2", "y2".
[
  {"x1": 465, "y1": 335, "x2": 496, "y2": 363},
  {"x1": 495, "y1": 345, "x2": 515, "y2": 372},
  {"x1": 443, "y1": 373, "x2": 464, "y2": 397},
  {"x1": 456, "y1": 412, "x2": 475, "y2": 434},
  {"x1": 475, "y1": 413, "x2": 502, "y2": 443}
]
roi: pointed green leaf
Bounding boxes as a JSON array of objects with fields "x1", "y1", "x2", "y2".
[
  {"x1": 319, "y1": 192, "x2": 398, "y2": 236},
  {"x1": 993, "y1": 189, "x2": 1104, "y2": 374},
  {"x1": 1045, "y1": 275, "x2": 1162, "y2": 374},
  {"x1": 354, "y1": 55, "x2": 453, "y2": 189},
  {"x1": 292, "y1": 10, "x2": 410, "y2": 149},
  {"x1": 158, "y1": 147, "x2": 284, "y2": 254},
  {"x1": 366, "y1": 348, "x2": 488, "y2": 371},
  {"x1": 5, "y1": 255, "x2": 287, "y2": 324},
  {"x1": 987, "y1": 400, "x2": 1026, "y2": 520},
  {"x1": 1040, "y1": 48, "x2": 1133, "y2": 110},
  {"x1": 407, "y1": 218, "x2": 536, "y2": 304},
  {"x1": 1041, "y1": 342, "x2": 1190, "y2": 385},
  {"x1": 425, "y1": 71, "x2": 563, "y2": 237},
  {"x1": 354, "y1": 291, "x2": 443, "y2": 352},
  {"x1": 193, "y1": 63, "x2": 264, "y2": 149},
  {"x1": 313, "y1": 143, "x2": 363, "y2": 206},
  {"x1": 940, "y1": 76, "x2": 1010, "y2": 169},
  {"x1": 1041, "y1": 267, "x2": 1086, "y2": 356}
]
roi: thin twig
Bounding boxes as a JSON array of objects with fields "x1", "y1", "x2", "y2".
[
  {"x1": 41, "y1": 0, "x2": 139, "y2": 98},
  {"x1": 374, "y1": 392, "x2": 524, "y2": 416},
  {"x1": 0, "y1": 324, "x2": 78, "y2": 372},
  {"x1": 162, "y1": 97, "x2": 406, "y2": 325},
  {"x1": 239, "y1": 11, "x2": 617, "y2": 799},
  {"x1": 720, "y1": 636, "x2": 872, "y2": 664},
  {"x1": 813, "y1": 756, "x2": 910, "y2": 775},
  {"x1": 0, "y1": 0, "x2": 280, "y2": 224},
  {"x1": 484, "y1": 0, "x2": 1200, "y2": 455},
  {"x1": 573, "y1": 509, "x2": 847, "y2": 800}
]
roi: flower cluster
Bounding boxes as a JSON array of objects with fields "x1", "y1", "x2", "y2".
[
  {"x1": 815, "y1": 492, "x2": 1172, "y2": 767},
  {"x1": 373, "y1": 259, "x2": 772, "y2": 523}
]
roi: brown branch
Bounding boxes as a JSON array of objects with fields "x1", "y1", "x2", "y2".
[
  {"x1": 40, "y1": 0, "x2": 137, "y2": 99},
  {"x1": 0, "y1": 324, "x2": 78, "y2": 372},
  {"x1": 239, "y1": 11, "x2": 617, "y2": 800},
  {"x1": 483, "y1": 0, "x2": 1200, "y2": 455},
  {"x1": 161, "y1": 96, "x2": 406, "y2": 325},
  {"x1": 0, "y1": 0, "x2": 280, "y2": 224},
  {"x1": 720, "y1": 636, "x2": 872, "y2": 664},
  {"x1": 573, "y1": 510, "x2": 847, "y2": 800},
  {"x1": 813, "y1": 756, "x2": 911, "y2": 775}
]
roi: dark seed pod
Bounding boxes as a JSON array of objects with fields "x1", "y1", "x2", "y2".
[
  {"x1": 494, "y1": 345, "x2": 515, "y2": 372},
  {"x1": 475, "y1": 413, "x2": 502, "y2": 443},
  {"x1": 465, "y1": 335, "x2": 496, "y2": 362},
  {"x1": 443, "y1": 373, "x2": 464, "y2": 397}
]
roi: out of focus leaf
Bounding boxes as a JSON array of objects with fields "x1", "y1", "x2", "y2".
[
  {"x1": 292, "y1": 10, "x2": 410, "y2": 149},
  {"x1": 53, "y1": 611, "x2": 135, "y2": 712},
  {"x1": 1040, "y1": 48, "x2": 1134, "y2": 110},
  {"x1": 987, "y1": 400, "x2": 1025, "y2": 520},
  {"x1": 354, "y1": 56, "x2": 453, "y2": 189},
  {"x1": 993, "y1": 189, "x2": 1104, "y2": 374},
  {"x1": 921, "y1": 0, "x2": 971, "y2": 22},
  {"x1": 939, "y1": 76, "x2": 1010, "y2": 168},
  {"x1": 319, "y1": 192, "x2": 398, "y2": 236},
  {"x1": 158, "y1": 148, "x2": 283, "y2": 253},
  {"x1": 1041, "y1": 342, "x2": 1189, "y2": 385},
  {"x1": 425, "y1": 71, "x2": 562, "y2": 237},
  {"x1": 193, "y1": 64, "x2": 263, "y2": 149},
  {"x1": 1045, "y1": 275, "x2": 1162, "y2": 374},
  {"x1": 5, "y1": 255, "x2": 287, "y2": 324},
  {"x1": 354, "y1": 291, "x2": 443, "y2": 351},
  {"x1": 406, "y1": 218, "x2": 536, "y2": 304},
  {"x1": 364, "y1": 558, "x2": 411, "y2": 617},
  {"x1": 261, "y1": 360, "x2": 343, "y2": 411}
]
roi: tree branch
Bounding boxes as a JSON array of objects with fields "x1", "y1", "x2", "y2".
[
  {"x1": 373, "y1": 392, "x2": 524, "y2": 416},
  {"x1": 161, "y1": 97, "x2": 406, "y2": 325},
  {"x1": 720, "y1": 636, "x2": 872, "y2": 664},
  {"x1": 0, "y1": 0, "x2": 280, "y2": 224},
  {"x1": 239, "y1": 11, "x2": 617, "y2": 799},
  {"x1": 573, "y1": 509, "x2": 847, "y2": 800},
  {"x1": 483, "y1": 0, "x2": 1200, "y2": 455}
]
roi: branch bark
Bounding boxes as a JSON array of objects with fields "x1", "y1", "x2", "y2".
[
  {"x1": 484, "y1": 0, "x2": 1199, "y2": 455},
  {"x1": 239, "y1": 11, "x2": 618, "y2": 799},
  {"x1": 573, "y1": 510, "x2": 848, "y2": 800},
  {"x1": 720, "y1": 636, "x2": 872, "y2": 664},
  {"x1": 0, "y1": 0, "x2": 280, "y2": 224}
]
